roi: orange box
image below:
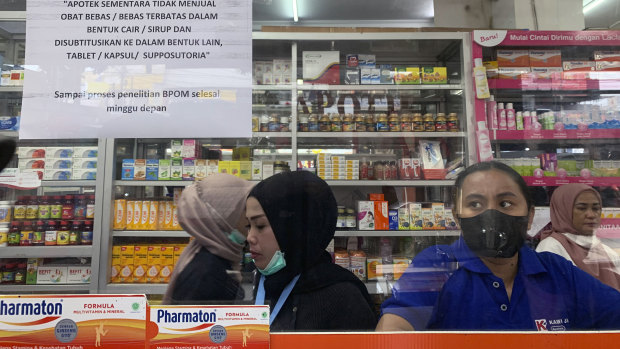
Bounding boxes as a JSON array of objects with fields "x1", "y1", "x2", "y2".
[
  {"x1": 164, "y1": 200, "x2": 174, "y2": 230},
  {"x1": 594, "y1": 51, "x2": 620, "y2": 62},
  {"x1": 529, "y1": 50, "x2": 562, "y2": 67},
  {"x1": 119, "y1": 245, "x2": 135, "y2": 283},
  {"x1": 367, "y1": 258, "x2": 383, "y2": 280},
  {"x1": 110, "y1": 245, "x2": 121, "y2": 283},
  {"x1": 368, "y1": 193, "x2": 384, "y2": 201},
  {"x1": 393, "y1": 257, "x2": 410, "y2": 280},
  {"x1": 125, "y1": 200, "x2": 135, "y2": 229},
  {"x1": 131, "y1": 200, "x2": 142, "y2": 230},
  {"x1": 172, "y1": 203, "x2": 181, "y2": 230},
  {"x1": 498, "y1": 67, "x2": 530, "y2": 79},
  {"x1": 157, "y1": 199, "x2": 165, "y2": 230},
  {"x1": 374, "y1": 201, "x2": 389, "y2": 231},
  {"x1": 139, "y1": 200, "x2": 149, "y2": 230},
  {"x1": 159, "y1": 245, "x2": 175, "y2": 283},
  {"x1": 147, "y1": 200, "x2": 159, "y2": 231},
  {"x1": 497, "y1": 50, "x2": 530, "y2": 67},
  {"x1": 146, "y1": 245, "x2": 162, "y2": 283},
  {"x1": 132, "y1": 245, "x2": 148, "y2": 283},
  {"x1": 113, "y1": 199, "x2": 126, "y2": 230}
]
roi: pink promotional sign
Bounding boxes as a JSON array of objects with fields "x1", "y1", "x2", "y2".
[{"x1": 473, "y1": 30, "x2": 620, "y2": 47}]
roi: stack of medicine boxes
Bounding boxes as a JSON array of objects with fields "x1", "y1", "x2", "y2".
[{"x1": 316, "y1": 153, "x2": 359, "y2": 181}]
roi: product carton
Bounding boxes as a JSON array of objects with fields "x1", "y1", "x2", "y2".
[
  {"x1": 110, "y1": 246, "x2": 121, "y2": 283},
  {"x1": 159, "y1": 245, "x2": 175, "y2": 283},
  {"x1": 173, "y1": 245, "x2": 186, "y2": 265},
  {"x1": 444, "y1": 208, "x2": 457, "y2": 230},
  {"x1": 146, "y1": 245, "x2": 161, "y2": 283},
  {"x1": 251, "y1": 160, "x2": 262, "y2": 180},
  {"x1": 531, "y1": 67, "x2": 563, "y2": 79},
  {"x1": 360, "y1": 68, "x2": 372, "y2": 84},
  {"x1": 229, "y1": 161, "x2": 241, "y2": 177},
  {"x1": 498, "y1": 67, "x2": 531, "y2": 79},
  {"x1": 45, "y1": 147, "x2": 73, "y2": 158},
  {"x1": 374, "y1": 201, "x2": 389, "y2": 230},
  {"x1": 262, "y1": 71, "x2": 273, "y2": 85},
  {"x1": 204, "y1": 159, "x2": 218, "y2": 177},
  {"x1": 145, "y1": 159, "x2": 158, "y2": 180},
  {"x1": 17, "y1": 147, "x2": 45, "y2": 158},
  {"x1": 119, "y1": 245, "x2": 135, "y2": 283},
  {"x1": 562, "y1": 61, "x2": 596, "y2": 72},
  {"x1": 66, "y1": 266, "x2": 91, "y2": 284},
  {"x1": 349, "y1": 251, "x2": 367, "y2": 281},
  {"x1": 0, "y1": 116, "x2": 20, "y2": 131},
  {"x1": 497, "y1": 50, "x2": 530, "y2": 67},
  {"x1": 36, "y1": 266, "x2": 68, "y2": 284},
  {"x1": 366, "y1": 258, "x2": 383, "y2": 280},
  {"x1": 432, "y1": 203, "x2": 445, "y2": 230},
  {"x1": 357, "y1": 201, "x2": 375, "y2": 230},
  {"x1": 194, "y1": 159, "x2": 207, "y2": 180},
  {"x1": 379, "y1": 65, "x2": 394, "y2": 84},
  {"x1": 132, "y1": 245, "x2": 148, "y2": 283},
  {"x1": 157, "y1": 159, "x2": 171, "y2": 180},
  {"x1": 72, "y1": 146, "x2": 98, "y2": 158},
  {"x1": 302, "y1": 51, "x2": 340, "y2": 85},
  {"x1": 44, "y1": 158, "x2": 73, "y2": 169},
  {"x1": 346, "y1": 54, "x2": 359, "y2": 67},
  {"x1": 529, "y1": 50, "x2": 562, "y2": 67},
  {"x1": 18, "y1": 158, "x2": 45, "y2": 170},
  {"x1": 240, "y1": 161, "x2": 252, "y2": 180},
  {"x1": 394, "y1": 67, "x2": 421, "y2": 84},
  {"x1": 368, "y1": 193, "x2": 384, "y2": 201},
  {"x1": 483, "y1": 61, "x2": 499, "y2": 78},
  {"x1": 595, "y1": 61, "x2": 620, "y2": 71},
  {"x1": 371, "y1": 68, "x2": 381, "y2": 84},
  {"x1": 389, "y1": 209, "x2": 399, "y2": 230},
  {"x1": 71, "y1": 169, "x2": 97, "y2": 180},
  {"x1": 273, "y1": 59, "x2": 291, "y2": 74},
  {"x1": 398, "y1": 204, "x2": 411, "y2": 230},
  {"x1": 218, "y1": 160, "x2": 230, "y2": 175},
  {"x1": 409, "y1": 202, "x2": 423, "y2": 230},
  {"x1": 421, "y1": 67, "x2": 448, "y2": 84},
  {"x1": 182, "y1": 158, "x2": 195, "y2": 181},
  {"x1": 26, "y1": 258, "x2": 41, "y2": 285},
  {"x1": 170, "y1": 158, "x2": 183, "y2": 180},
  {"x1": 593, "y1": 51, "x2": 620, "y2": 62},
  {"x1": 345, "y1": 68, "x2": 360, "y2": 85},
  {"x1": 182, "y1": 139, "x2": 199, "y2": 159},
  {"x1": 72, "y1": 158, "x2": 98, "y2": 169},
  {"x1": 421, "y1": 207, "x2": 434, "y2": 229},
  {"x1": 393, "y1": 257, "x2": 410, "y2": 281},
  {"x1": 170, "y1": 140, "x2": 183, "y2": 158},
  {"x1": 131, "y1": 159, "x2": 145, "y2": 180},
  {"x1": 262, "y1": 163, "x2": 274, "y2": 179},
  {"x1": 43, "y1": 169, "x2": 72, "y2": 181},
  {"x1": 358, "y1": 54, "x2": 376, "y2": 68}
]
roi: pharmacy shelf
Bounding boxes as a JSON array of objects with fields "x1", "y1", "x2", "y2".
[
  {"x1": 298, "y1": 131, "x2": 466, "y2": 138},
  {"x1": 104, "y1": 283, "x2": 168, "y2": 294},
  {"x1": 297, "y1": 84, "x2": 464, "y2": 91},
  {"x1": 1, "y1": 246, "x2": 93, "y2": 258},
  {"x1": 113, "y1": 230, "x2": 189, "y2": 238},
  {"x1": 522, "y1": 176, "x2": 620, "y2": 187},
  {"x1": 326, "y1": 180, "x2": 454, "y2": 186},
  {"x1": 252, "y1": 85, "x2": 293, "y2": 91},
  {"x1": 252, "y1": 132, "x2": 293, "y2": 138},
  {"x1": 114, "y1": 180, "x2": 194, "y2": 187},
  {"x1": 41, "y1": 180, "x2": 96, "y2": 187},
  {"x1": 0, "y1": 284, "x2": 91, "y2": 293},
  {"x1": 492, "y1": 129, "x2": 620, "y2": 141},
  {"x1": 488, "y1": 78, "x2": 620, "y2": 91},
  {"x1": 0, "y1": 86, "x2": 23, "y2": 92},
  {"x1": 335, "y1": 230, "x2": 460, "y2": 237}
]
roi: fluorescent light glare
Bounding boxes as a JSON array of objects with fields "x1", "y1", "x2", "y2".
[
  {"x1": 293, "y1": 0, "x2": 298, "y2": 22},
  {"x1": 583, "y1": 0, "x2": 605, "y2": 13}
]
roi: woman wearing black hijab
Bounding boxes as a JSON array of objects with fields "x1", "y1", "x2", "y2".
[{"x1": 246, "y1": 171, "x2": 377, "y2": 331}]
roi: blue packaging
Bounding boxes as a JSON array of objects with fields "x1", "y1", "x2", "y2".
[
  {"x1": 146, "y1": 159, "x2": 159, "y2": 180},
  {"x1": 389, "y1": 209, "x2": 399, "y2": 230},
  {"x1": 0, "y1": 116, "x2": 19, "y2": 131}
]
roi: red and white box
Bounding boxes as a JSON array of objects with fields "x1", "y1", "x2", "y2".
[
  {"x1": 497, "y1": 50, "x2": 530, "y2": 67},
  {"x1": 529, "y1": 50, "x2": 562, "y2": 67}
]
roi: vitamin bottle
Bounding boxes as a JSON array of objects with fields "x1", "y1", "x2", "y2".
[
  {"x1": 26, "y1": 196, "x2": 39, "y2": 220},
  {"x1": 13, "y1": 196, "x2": 26, "y2": 220},
  {"x1": 69, "y1": 220, "x2": 81, "y2": 245},
  {"x1": 81, "y1": 220, "x2": 93, "y2": 245},
  {"x1": 447, "y1": 113, "x2": 459, "y2": 132},
  {"x1": 19, "y1": 221, "x2": 33, "y2": 246},
  {"x1": 435, "y1": 113, "x2": 448, "y2": 132},
  {"x1": 7, "y1": 221, "x2": 20, "y2": 246},
  {"x1": 50, "y1": 196, "x2": 63, "y2": 219},
  {"x1": 354, "y1": 114, "x2": 366, "y2": 132},
  {"x1": 423, "y1": 113, "x2": 436, "y2": 132},
  {"x1": 37, "y1": 196, "x2": 51, "y2": 219},
  {"x1": 33, "y1": 220, "x2": 46, "y2": 246},
  {"x1": 73, "y1": 195, "x2": 86, "y2": 219},
  {"x1": 45, "y1": 220, "x2": 58, "y2": 246},
  {"x1": 412, "y1": 113, "x2": 424, "y2": 132},
  {"x1": 330, "y1": 114, "x2": 342, "y2": 132},
  {"x1": 57, "y1": 220, "x2": 70, "y2": 245},
  {"x1": 86, "y1": 195, "x2": 96, "y2": 219},
  {"x1": 388, "y1": 113, "x2": 400, "y2": 132},
  {"x1": 61, "y1": 195, "x2": 74, "y2": 220}
]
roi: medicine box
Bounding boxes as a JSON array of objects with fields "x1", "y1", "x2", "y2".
[
  {"x1": 182, "y1": 158, "x2": 195, "y2": 181},
  {"x1": 262, "y1": 163, "x2": 274, "y2": 179},
  {"x1": 17, "y1": 147, "x2": 45, "y2": 158},
  {"x1": 596, "y1": 61, "x2": 620, "y2": 71},
  {"x1": 182, "y1": 139, "x2": 199, "y2": 159},
  {"x1": 409, "y1": 203, "x2": 423, "y2": 230},
  {"x1": 562, "y1": 61, "x2": 596, "y2": 72},
  {"x1": 45, "y1": 147, "x2": 73, "y2": 158},
  {"x1": 119, "y1": 245, "x2": 135, "y2": 283},
  {"x1": 72, "y1": 146, "x2": 98, "y2": 158},
  {"x1": 44, "y1": 158, "x2": 73, "y2": 169},
  {"x1": 529, "y1": 50, "x2": 562, "y2": 67},
  {"x1": 593, "y1": 51, "x2": 620, "y2": 62},
  {"x1": 229, "y1": 161, "x2": 241, "y2": 177},
  {"x1": 394, "y1": 67, "x2": 421, "y2": 85},
  {"x1": 132, "y1": 245, "x2": 148, "y2": 283},
  {"x1": 432, "y1": 203, "x2": 445, "y2": 230},
  {"x1": 358, "y1": 54, "x2": 376, "y2": 68},
  {"x1": 72, "y1": 158, "x2": 98, "y2": 169},
  {"x1": 421, "y1": 67, "x2": 448, "y2": 84},
  {"x1": 252, "y1": 161, "x2": 262, "y2": 180},
  {"x1": 374, "y1": 201, "x2": 389, "y2": 230},
  {"x1": 444, "y1": 208, "x2": 457, "y2": 230},
  {"x1": 398, "y1": 204, "x2": 410, "y2": 230},
  {"x1": 346, "y1": 54, "x2": 359, "y2": 67},
  {"x1": 531, "y1": 67, "x2": 563, "y2": 79},
  {"x1": 133, "y1": 159, "x2": 146, "y2": 180},
  {"x1": 497, "y1": 50, "x2": 530, "y2": 67},
  {"x1": 72, "y1": 169, "x2": 97, "y2": 180},
  {"x1": 302, "y1": 51, "x2": 340, "y2": 85},
  {"x1": 66, "y1": 266, "x2": 92, "y2": 284},
  {"x1": 357, "y1": 201, "x2": 375, "y2": 230},
  {"x1": 389, "y1": 209, "x2": 399, "y2": 230},
  {"x1": 393, "y1": 258, "x2": 410, "y2": 281},
  {"x1": 371, "y1": 68, "x2": 381, "y2": 84},
  {"x1": 360, "y1": 68, "x2": 372, "y2": 84},
  {"x1": 498, "y1": 67, "x2": 530, "y2": 79},
  {"x1": 170, "y1": 140, "x2": 183, "y2": 158},
  {"x1": 345, "y1": 69, "x2": 360, "y2": 85},
  {"x1": 43, "y1": 169, "x2": 72, "y2": 181},
  {"x1": 240, "y1": 161, "x2": 252, "y2": 180},
  {"x1": 421, "y1": 207, "x2": 434, "y2": 229},
  {"x1": 146, "y1": 245, "x2": 162, "y2": 283},
  {"x1": 195, "y1": 159, "x2": 207, "y2": 180},
  {"x1": 0, "y1": 116, "x2": 19, "y2": 131},
  {"x1": 380, "y1": 66, "x2": 394, "y2": 84},
  {"x1": 36, "y1": 266, "x2": 68, "y2": 284},
  {"x1": 18, "y1": 158, "x2": 45, "y2": 170},
  {"x1": 367, "y1": 258, "x2": 383, "y2": 281},
  {"x1": 158, "y1": 159, "x2": 171, "y2": 180},
  {"x1": 146, "y1": 159, "x2": 158, "y2": 180},
  {"x1": 206, "y1": 159, "x2": 219, "y2": 177},
  {"x1": 170, "y1": 158, "x2": 183, "y2": 180}
]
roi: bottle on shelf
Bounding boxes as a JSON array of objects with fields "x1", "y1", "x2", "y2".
[
  {"x1": 26, "y1": 196, "x2": 39, "y2": 220},
  {"x1": 308, "y1": 114, "x2": 319, "y2": 132},
  {"x1": 13, "y1": 196, "x2": 26, "y2": 220},
  {"x1": 50, "y1": 196, "x2": 63, "y2": 220},
  {"x1": 435, "y1": 113, "x2": 448, "y2": 132},
  {"x1": 3, "y1": 262, "x2": 16, "y2": 284},
  {"x1": 37, "y1": 196, "x2": 51, "y2": 220},
  {"x1": 400, "y1": 113, "x2": 412, "y2": 132},
  {"x1": 8, "y1": 221, "x2": 20, "y2": 246},
  {"x1": 81, "y1": 220, "x2": 93, "y2": 245},
  {"x1": 354, "y1": 114, "x2": 366, "y2": 132},
  {"x1": 448, "y1": 113, "x2": 459, "y2": 132},
  {"x1": 61, "y1": 195, "x2": 74, "y2": 220},
  {"x1": 377, "y1": 113, "x2": 389, "y2": 132},
  {"x1": 342, "y1": 113, "x2": 354, "y2": 132},
  {"x1": 86, "y1": 195, "x2": 96, "y2": 219},
  {"x1": 365, "y1": 114, "x2": 376, "y2": 132},
  {"x1": 506, "y1": 103, "x2": 516, "y2": 130},
  {"x1": 33, "y1": 220, "x2": 46, "y2": 246},
  {"x1": 388, "y1": 113, "x2": 400, "y2": 132},
  {"x1": 486, "y1": 96, "x2": 498, "y2": 130},
  {"x1": 69, "y1": 220, "x2": 81, "y2": 245},
  {"x1": 45, "y1": 220, "x2": 58, "y2": 246},
  {"x1": 74, "y1": 195, "x2": 86, "y2": 219},
  {"x1": 423, "y1": 113, "x2": 436, "y2": 132},
  {"x1": 14, "y1": 263, "x2": 26, "y2": 284},
  {"x1": 19, "y1": 221, "x2": 33, "y2": 246},
  {"x1": 298, "y1": 114, "x2": 309, "y2": 132},
  {"x1": 319, "y1": 114, "x2": 331, "y2": 132},
  {"x1": 57, "y1": 220, "x2": 70, "y2": 245},
  {"x1": 0, "y1": 223, "x2": 8, "y2": 247},
  {"x1": 497, "y1": 102, "x2": 507, "y2": 130}
]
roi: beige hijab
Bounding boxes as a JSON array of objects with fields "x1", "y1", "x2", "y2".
[{"x1": 163, "y1": 174, "x2": 255, "y2": 304}]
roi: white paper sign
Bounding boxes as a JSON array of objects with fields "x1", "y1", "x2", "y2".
[
  {"x1": 473, "y1": 30, "x2": 508, "y2": 47},
  {"x1": 22, "y1": 0, "x2": 252, "y2": 139}
]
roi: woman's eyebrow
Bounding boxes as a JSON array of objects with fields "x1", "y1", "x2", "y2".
[
  {"x1": 248, "y1": 214, "x2": 266, "y2": 221},
  {"x1": 463, "y1": 193, "x2": 485, "y2": 201},
  {"x1": 496, "y1": 192, "x2": 518, "y2": 198}
]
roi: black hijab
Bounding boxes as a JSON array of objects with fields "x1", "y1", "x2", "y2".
[{"x1": 249, "y1": 171, "x2": 372, "y2": 308}]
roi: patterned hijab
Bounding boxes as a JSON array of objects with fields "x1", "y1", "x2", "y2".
[
  {"x1": 540, "y1": 183, "x2": 620, "y2": 291},
  {"x1": 163, "y1": 174, "x2": 255, "y2": 304}
]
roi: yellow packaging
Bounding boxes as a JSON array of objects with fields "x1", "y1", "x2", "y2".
[
  {"x1": 394, "y1": 67, "x2": 421, "y2": 84},
  {"x1": 240, "y1": 161, "x2": 252, "y2": 180},
  {"x1": 367, "y1": 258, "x2": 383, "y2": 281},
  {"x1": 132, "y1": 245, "x2": 148, "y2": 283},
  {"x1": 110, "y1": 246, "x2": 121, "y2": 283},
  {"x1": 119, "y1": 245, "x2": 135, "y2": 283},
  {"x1": 173, "y1": 245, "x2": 186, "y2": 265},
  {"x1": 409, "y1": 203, "x2": 423, "y2": 230},
  {"x1": 393, "y1": 257, "x2": 411, "y2": 280},
  {"x1": 131, "y1": 200, "x2": 142, "y2": 230},
  {"x1": 229, "y1": 161, "x2": 241, "y2": 177},
  {"x1": 432, "y1": 203, "x2": 445, "y2": 230},
  {"x1": 140, "y1": 200, "x2": 150, "y2": 230},
  {"x1": 422, "y1": 207, "x2": 434, "y2": 229},
  {"x1": 421, "y1": 67, "x2": 448, "y2": 84},
  {"x1": 172, "y1": 203, "x2": 181, "y2": 230},
  {"x1": 157, "y1": 199, "x2": 166, "y2": 230},
  {"x1": 125, "y1": 200, "x2": 135, "y2": 230},
  {"x1": 113, "y1": 199, "x2": 126, "y2": 230},
  {"x1": 147, "y1": 200, "x2": 159, "y2": 231},
  {"x1": 218, "y1": 160, "x2": 231, "y2": 174},
  {"x1": 146, "y1": 245, "x2": 162, "y2": 283},
  {"x1": 164, "y1": 200, "x2": 174, "y2": 230},
  {"x1": 159, "y1": 245, "x2": 175, "y2": 283}
]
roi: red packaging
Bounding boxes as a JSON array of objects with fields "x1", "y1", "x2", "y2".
[
  {"x1": 399, "y1": 158, "x2": 412, "y2": 180},
  {"x1": 374, "y1": 201, "x2": 389, "y2": 230},
  {"x1": 411, "y1": 158, "x2": 422, "y2": 179},
  {"x1": 369, "y1": 193, "x2": 384, "y2": 201}
]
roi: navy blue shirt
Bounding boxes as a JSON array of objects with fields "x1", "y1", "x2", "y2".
[{"x1": 381, "y1": 238, "x2": 620, "y2": 331}]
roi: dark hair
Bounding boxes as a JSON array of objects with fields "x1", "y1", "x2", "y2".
[{"x1": 453, "y1": 161, "x2": 534, "y2": 211}]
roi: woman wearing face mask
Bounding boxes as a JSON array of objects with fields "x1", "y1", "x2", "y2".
[
  {"x1": 247, "y1": 171, "x2": 377, "y2": 331},
  {"x1": 377, "y1": 161, "x2": 620, "y2": 331},
  {"x1": 163, "y1": 174, "x2": 254, "y2": 304},
  {"x1": 536, "y1": 183, "x2": 620, "y2": 291}
]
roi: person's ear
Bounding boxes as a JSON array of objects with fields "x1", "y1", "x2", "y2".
[{"x1": 527, "y1": 206, "x2": 535, "y2": 230}]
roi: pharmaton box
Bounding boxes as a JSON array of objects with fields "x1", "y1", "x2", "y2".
[
  {"x1": 302, "y1": 51, "x2": 340, "y2": 85},
  {"x1": 0, "y1": 294, "x2": 147, "y2": 349},
  {"x1": 148, "y1": 305, "x2": 270, "y2": 349}
]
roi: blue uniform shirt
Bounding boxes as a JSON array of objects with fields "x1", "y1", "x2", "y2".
[{"x1": 381, "y1": 238, "x2": 620, "y2": 331}]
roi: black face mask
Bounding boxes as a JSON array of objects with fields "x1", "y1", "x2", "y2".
[{"x1": 459, "y1": 209, "x2": 529, "y2": 258}]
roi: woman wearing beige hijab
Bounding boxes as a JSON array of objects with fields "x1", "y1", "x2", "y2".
[
  {"x1": 536, "y1": 183, "x2": 620, "y2": 291},
  {"x1": 163, "y1": 174, "x2": 254, "y2": 304}
]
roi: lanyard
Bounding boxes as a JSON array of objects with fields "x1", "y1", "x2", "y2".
[{"x1": 255, "y1": 274, "x2": 301, "y2": 325}]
